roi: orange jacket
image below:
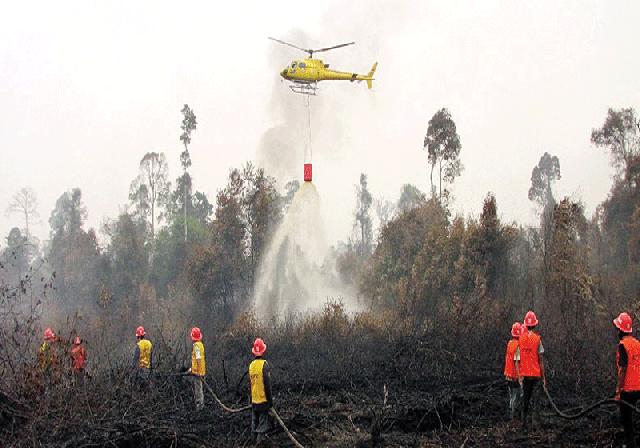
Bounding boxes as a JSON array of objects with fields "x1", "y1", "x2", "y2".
[
  {"x1": 618, "y1": 336, "x2": 640, "y2": 392},
  {"x1": 504, "y1": 338, "x2": 519, "y2": 379},
  {"x1": 518, "y1": 331, "x2": 542, "y2": 377},
  {"x1": 71, "y1": 345, "x2": 87, "y2": 372}
]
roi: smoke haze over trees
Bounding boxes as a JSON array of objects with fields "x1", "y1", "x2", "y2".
[{"x1": 2, "y1": 107, "x2": 639, "y2": 326}]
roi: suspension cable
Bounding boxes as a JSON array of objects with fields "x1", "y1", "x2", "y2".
[{"x1": 306, "y1": 93, "x2": 312, "y2": 162}]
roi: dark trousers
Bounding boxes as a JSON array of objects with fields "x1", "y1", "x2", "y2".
[
  {"x1": 72, "y1": 370, "x2": 85, "y2": 388},
  {"x1": 621, "y1": 391, "x2": 640, "y2": 448},
  {"x1": 521, "y1": 377, "x2": 541, "y2": 428},
  {"x1": 507, "y1": 379, "x2": 522, "y2": 420},
  {"x1": 252, "y1": 404, "x2": 271, "y2": 441}
]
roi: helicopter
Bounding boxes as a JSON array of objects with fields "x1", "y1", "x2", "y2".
[{"x1": 269, "y1": 37, "x2": 377, "y2": 95}]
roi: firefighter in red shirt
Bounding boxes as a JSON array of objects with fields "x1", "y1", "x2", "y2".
[
  {"x1": 71, "y1": 336, "x2": 87, "y2": 386},
  {"x1": 504, "y1": 322, "x2": 523, "y2": 420},
  {"x1": 614, "y1": 312, "x2": 640, "y2": 448}
]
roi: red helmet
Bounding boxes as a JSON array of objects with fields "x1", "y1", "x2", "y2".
[
  {"x1": 511, "y1": 322, "x2": 523, "y2": 338},
  {"x1": 44, "y1": 328, "x2": 55, "y2": 341},
  {"x1": 614, "y1": 312, "x2": 633, "y2": 333},
  {"x1": 135, "y1": 326, "x2": 146, "y2": 337},
  {"x1": 252, "y1": 338, "x2": 267, "y2": 357},
  {"x1": 73, "y1": 336, "x2": 81, "y2": 345},
  {"x1": 191, "y1": 327, "x2": 202, "y2": 342},
  {"x1": 524, "y1": 311, "x2": 539, "y2": 327}
]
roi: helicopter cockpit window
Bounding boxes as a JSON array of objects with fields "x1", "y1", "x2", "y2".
[
  {"x1": 299, "y1": 62, "x2": 306, "y2": 69},
  {"x1": 291, "y1": 62, "x2": 297, "y2": 68}
]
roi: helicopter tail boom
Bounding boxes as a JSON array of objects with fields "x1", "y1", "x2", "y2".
[{"x1": 366, "y1": 62, "x2": 377, "y2": 89}]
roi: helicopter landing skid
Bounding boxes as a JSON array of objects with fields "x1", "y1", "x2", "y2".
[{"x1": 289, "y1": 82, "x2": 318, "y2": 96}]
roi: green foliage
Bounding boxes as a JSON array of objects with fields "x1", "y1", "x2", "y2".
[
  {"x1": 589, "y1": 108, "x2": 640, "y2": 296},
  {"x1": 242, "y1": 163, "x2": 282, "y2": 274},
  {"x1": 186, "y1": 163, "x2": 281, "y2": 317},
  {"x1": 128, "y1": 152, "x2": 171, "y2": 241},
  {"x1": 362, "y1": 198, "x2": 448, "y2": 309},
  {"x1": 104, "y1": 213, "x2": 148, "y2": 300},
  {"x1": 353, "y1": 173, "x2": 373, "y2": 258},
  {"x1": 49, "y1": 188, "x2": 87, "y2": 238},
  {"x1": 397, "y1": 183, "x2": 426, "y2": 214},
  {"x1": 423, "y1": 108, "x2": 463, "y2": 200},
  {"x1": 165, "y1": 173, "x2": 213, "y2": 226},
  {"x1": 282, "y1": 180, "x2": 300, "y2": 212},
  {"x1": 591, "y1": 107, "x2": 640, "y2": 176},
  {"x1": 2, "y1": 227, "x2": 29, "y2": 280},
  {"x1": 363, "y1": 193, "x2": 515, "y2": 316},
  {"x1": 528, "y1": 152, "x2": 561, "y2": 289},
  {"x1": 465, "y1": 193, "x2": 517, "y2": 296},
  {"x1": 528, "y1": 152, "x2": 561, "y2": 207},
  {"x1": 47, "y1": 189, "x2": 103, "y2": 306},
  {"x1": 187, "y1": 184, "x2": 245, "y2": 316},
  {"x1": 179, "y1": 104, "x2": 197, "y2": 157}
]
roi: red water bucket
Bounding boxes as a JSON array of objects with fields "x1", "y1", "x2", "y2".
[{"x1": 304, "y1": 163, "x2": 312, "y2": 182}]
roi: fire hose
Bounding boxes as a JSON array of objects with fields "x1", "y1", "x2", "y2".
[
  {"x1": 198, "y1": 376, "x2": 305, "y2": 448},
  {"x1": 543, "y1": 384, "x2": 640, "y2": 420}
]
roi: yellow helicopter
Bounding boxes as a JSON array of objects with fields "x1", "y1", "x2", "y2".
[{"x1": 269, "y1": 37, "x2": 377, "y2": 95}]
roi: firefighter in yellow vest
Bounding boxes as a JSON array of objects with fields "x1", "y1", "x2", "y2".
[
  {"x1": 249, "y1": 338, "x2": 272, "y2": 444},
  {"x1": 39, "y1": 327, "x2": 59, "y2": 391},
  {"x1": 186, "y1": 327, "x2": 206, "y2": 411},
  {"x1": 132, "y1": 326, "x2": 153, "y2": 385}
]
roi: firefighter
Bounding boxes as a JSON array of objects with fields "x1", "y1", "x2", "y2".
[
  {"x1": 71, "y1": 336, "x2": 87, "y2": 386},
  {"x1": 39, "y1": 328, "x2": 58, "y2": 391},
  {"x1": 186, "y1": 327, "x2": 206, "y2": 411},
  {"x1": 504, "y1": 322, "x2": 523, "y2": 420},
  {"x1": 614, "y1": 312, "x2": 640, "y2": 448},
  {"x1": 515, "y1": 311, "x2": 546, "y2": 430},
  {"x1": 249, "y1": 338, "x2": 272, "y2": 445},
  {"x1": 132, "y1": 326, "x2": 153, "y2": 386}
]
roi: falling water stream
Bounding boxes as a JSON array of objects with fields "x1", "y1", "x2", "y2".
[{"x1": 252, "y1": 181, "x2": 358, "y2": 318}]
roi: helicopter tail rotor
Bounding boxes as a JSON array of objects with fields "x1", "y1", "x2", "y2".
[{"x1": 366, "y1": 62, "x2": 378, "y2": 89}]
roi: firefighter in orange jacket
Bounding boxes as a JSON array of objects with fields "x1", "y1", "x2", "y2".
[
  {"x1": 504, "y1": 322, "x2": 523, "y2": 420},
  {"x1": 614, "y1": 312, "x2": 640, "y2": 448},
  {"x1": 514, "y1": 311, "x2": 546, "y2": 430},
  {"x1": 249, "y1": 338, "x2": 272, "y2": 444},
  {"x1": 186, "y1": 327, "x2": 206, "y2": 411},
  {"x1": 71, "y1": 336, "x2": 87, "y2": 386}
]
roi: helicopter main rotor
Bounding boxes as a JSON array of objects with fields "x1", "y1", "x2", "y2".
[{"x1": 268, "y1": 37, "x2": 355, "y2": 58}]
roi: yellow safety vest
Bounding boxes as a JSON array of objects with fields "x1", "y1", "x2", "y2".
[
  {"x1": 39, "y1": 341, "x2": 52, "y2": 369},
  {"x1": 249, "y1": 359, "x2": 267, "y2": 404},
  {"x1": 137, "y1": 339, "x2": 152, "y2": 369},
  {"x1": 191, "y1": 341, "x2": 206, "y2": 376}
]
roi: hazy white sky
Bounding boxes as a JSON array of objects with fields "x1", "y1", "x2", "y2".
[{"x1": 1, "y1": 0, "x2": 638, "y2": 246}]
